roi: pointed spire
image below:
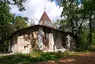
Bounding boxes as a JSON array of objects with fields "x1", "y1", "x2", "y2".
[
  {"x1": 44, "y1": 6, "x2": 46, "y2": 12},
  {"x1": 39, "y1": 12, "x2": 51, "y2": 22},
  {"x1": 38, "y1": 7, "x2": 54, "y2": 27}
]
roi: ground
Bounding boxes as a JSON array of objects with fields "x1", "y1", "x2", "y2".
[
  {"x1": 0, "y1": 52, "x2": 95, "y2": 64},
  {"x1": 36, "y1": 52, "x2": 95, "y2": 64}
]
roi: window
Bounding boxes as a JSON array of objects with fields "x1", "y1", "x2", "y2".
[{"x1": 44, "y1": 21, "x2": 53, "y2": 27}]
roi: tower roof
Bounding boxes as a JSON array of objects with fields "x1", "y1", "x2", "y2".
[
  {"x1": 39, "y1": 12, "x2": 51, "y2": 22},
  {"x1": 39, "y1": 12, "x2": 53, "y2": 27}
]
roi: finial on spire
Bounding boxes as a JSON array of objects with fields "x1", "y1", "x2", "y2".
[{"x1": 44, "y1": 6, "x2": 46, "y2": 12}]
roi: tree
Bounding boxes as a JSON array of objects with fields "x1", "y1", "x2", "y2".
[
  {"x1": 0, "y1": 1, "x2": 28, "y2": 52},
  {"x1": 81, "y1": 0, "x2": 95, "y2": 47},
  {"x1": 0, "y1": 0, "x2": 27, "y2": 11},
  {"x1": 52, "y1": 0, "x2": 86, "y2": 48},
  {"x1": 13, "y1": 16, "x2": 28, "y2": 31},
  {"x1": 0, "y1": 2, "x2": 13, "y2": 52},
  {"x1": 52, "y1": 0, "x2": 95, "y2": 49}
]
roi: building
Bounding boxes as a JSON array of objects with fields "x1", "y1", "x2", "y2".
[{"x1": 9, "y1": 11, "x2": 76, "y2": 53}]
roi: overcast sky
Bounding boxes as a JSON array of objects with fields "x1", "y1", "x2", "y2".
[{"x1": 10, "y1": 0, "x2": 63, "y2": 24}]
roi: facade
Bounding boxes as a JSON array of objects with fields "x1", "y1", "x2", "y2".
[{"x1": 10, "y1": 12, "x2": 76, "y2": 53}]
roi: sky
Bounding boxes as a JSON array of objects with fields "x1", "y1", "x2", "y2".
[{"x1": 9, "y1": 0, "x2": 63, "y2": 25}]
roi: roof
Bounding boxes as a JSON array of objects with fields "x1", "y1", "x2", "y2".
[
  {"x1": 38, "y1": 12, "x2": 53, "y2": 27},
  {"x1": 39, "y1": 12, "x2": 51, "y2": 23},
  {"x1": 10, "y1": 25, "x2": 73, "y2": 38},
  {"x1": 10, "y1": 12, "x2": 74, "y2": 39}
]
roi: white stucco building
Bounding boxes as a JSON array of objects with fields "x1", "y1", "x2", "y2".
[{"x1": 9, "y1": 11, "x2": 76, "y2": 53}]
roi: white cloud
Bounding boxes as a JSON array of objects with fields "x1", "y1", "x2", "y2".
[{"x1": 10, "y1": 0, "x2": 63, "y2": 24}]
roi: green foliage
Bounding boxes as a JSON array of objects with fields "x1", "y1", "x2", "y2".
[
  {"x1": 0, "y1": 0, "x2": 27, "y2": 11},
  {"x1": 0, "y1": 51, "x2": 73, "y2": 64},
  {"x1": 0, "y1": 2, "x2": 28, "y2": 52},
  {"x1": 92, "y1": 33, "x2": 95, "y2": 45},
  {"x1": 0, "y1": 2, "x2": 13, "y2": 46},
  {"x1": 13, "y1": 16, "x2": 28, "y2": 31},
  {"x1": 52, "y1": 0, "x2": 95, "y2": 50}
]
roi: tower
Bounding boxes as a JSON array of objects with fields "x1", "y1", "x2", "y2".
[{"x1": 39, "y1": 11, "x2": 53, "y2": 27}]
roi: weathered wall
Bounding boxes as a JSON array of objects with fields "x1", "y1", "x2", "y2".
[
  {"x1": 53, "y1": 31, "x2": 76, "y2": 51},
  {"x1": 53, "y1": 32, "x2": 66, "y2": 52},
  {"x1": 11, "y1": 31, "x2": 38, "y2": 53},
  {"x1": 38, "y1": 27, "x2": 54, "y2": 52},
  {"x1": 48, "y1": 33, "x2": 54, "y2": 52},
  {"x1": 11, "y1": 34, "x2": 18, "y2": 53},
  {"x1": 54, "y1": 32, "x2": 63, "y2": 48},
  {"x1": 12, "y1": 35, "x2": 31, "y2": 53},
  {"x1": 65, "y1": 35, "x2": 76, "y2": 51},
  {"x1": 18, "y1": 35, "x2": 31, "y2": 53},
  {"x1": 11, "y1": 27, "x2": 76, "y2": 53},
  {"x1": 38, "y1": 28, "x2": 44, "y2": 50}
]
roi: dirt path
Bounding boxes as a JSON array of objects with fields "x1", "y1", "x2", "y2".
[
  {"x1": 0, "y1": 53, "x2": 13, "y2": 56},
  {"x1": 36, "y1": 52, "x2": 95, "y2": 64}
]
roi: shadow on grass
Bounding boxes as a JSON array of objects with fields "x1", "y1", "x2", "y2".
[
  {"x1": 36, "y1": 52, "x2": 95, "y2": 64},
  {"x1": 0, "y1": 52, "x2": 67, "y2": 64}
]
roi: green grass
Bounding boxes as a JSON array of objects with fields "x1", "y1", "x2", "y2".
[{"x1": 0, "y1": 51, "x2": 73, "y2": 64}]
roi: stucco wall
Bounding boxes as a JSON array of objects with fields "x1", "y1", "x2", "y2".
[
  {"x1": 53, "y1": 32, "x2": 66, "y2": 52},
  {"x1": 48, "y1": 33, "x2": 54, "y2": 52},
  {"x1": 65, "y1": 35, "x2": 76, "y2": 51},
  {"x1": 38, "y1": 28, "x2": 44, "y2": 50},
  {"x1": 38, "y1": 28, "x2": 54, "y2": 52},
  {"x1": 11, "y1": 34, "x2": 18, "y2": 53},
  {"x1": 53, "y1": 31, "x2": 76, "y2": 52},
  {"x1": 54, "y1": 33, "x2": 64, "y2": 48},
  {"x1": 11, "y1": 31, "x2": 38, "y2": 53},
  {"x1": 11, "y1": 27, "x2": 75, "y2": 53},
  {"x1": 12, "y1": 35, "x2": 31, "y2": 53}
]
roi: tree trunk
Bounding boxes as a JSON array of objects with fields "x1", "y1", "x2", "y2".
[{"x1": 89, "y1": 13, "x2": 92, "y2": 47}]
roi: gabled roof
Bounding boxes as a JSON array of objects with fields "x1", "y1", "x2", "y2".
[
  {"x1": 39, "y1": 12, "x2": 51, "y2": 22},
  {"x1": 39, "y1": 12, "x2": 53, "y2": 26}
]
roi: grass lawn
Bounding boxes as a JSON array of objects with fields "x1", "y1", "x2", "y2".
[{"x1": 0, "y1": 51, "x2": 91, "y2": 64}]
